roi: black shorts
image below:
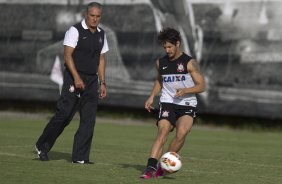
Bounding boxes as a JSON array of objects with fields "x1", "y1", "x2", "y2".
[{"x1": 157, "y1": 103, "x2": 197, "y2": 129}]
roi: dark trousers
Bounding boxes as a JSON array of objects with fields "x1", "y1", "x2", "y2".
[{"x1": 36, "y1": 70, "x2": 99, "y2": 161}]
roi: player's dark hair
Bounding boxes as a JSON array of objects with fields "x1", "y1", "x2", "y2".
[
  {"x1": 158, "y1": 28, "x2": 181, "y2": 45},
  {"x1": 86, "y1": 2, "x2": 102, "y2": 12}
]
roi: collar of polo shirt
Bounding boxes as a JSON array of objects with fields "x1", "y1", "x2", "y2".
[{"x1": 81, "y1": 19, "x2": 101, "y2": 32}]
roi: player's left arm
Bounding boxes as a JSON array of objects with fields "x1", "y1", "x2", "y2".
[{"x1": 175, "y1": 59, "x2": 205, "y2": 97}]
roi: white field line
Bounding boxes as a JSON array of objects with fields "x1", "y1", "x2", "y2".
[
  {"x1": 0, "y1": 145, "x2": 32, "y2": 148},
  {"x1": 0, "y1": 152, "x2": 30, "y2": 159},
  {"x1": 1, "y1": 149, "x2": 282, "y2": 180},
  {"x1": 0, "y1": 145, "x2": 281, "y2": 169},
  {"x1": 0, "y1": 151, "x2": 222, "y2": 176}
]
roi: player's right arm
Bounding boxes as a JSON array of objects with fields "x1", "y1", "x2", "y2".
[
  {"x1": 64, "y1": 46, "x2": 85, "y2": 90},
  {"x1": 145, "y1": 59, "x2": 162, "y2": 112}
]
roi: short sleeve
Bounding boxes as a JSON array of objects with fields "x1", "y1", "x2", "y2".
[
  {"x1": 63, "y1": 26, "x2": 79, "y2": 48},
  {"x1": 101, "y1": 34, "x2": 109, "y2": 54}
]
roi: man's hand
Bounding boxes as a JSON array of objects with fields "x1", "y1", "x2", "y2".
[
  {"x1": 74, "y1": 77, "x2": 85, "y2": 90},
  {"x1": 175, "y1": 88, "x2": 186, "y2": 98},
  {"x1": 99, "y1": 84, "x2": 107, "y2": 99},
  {"x1": 145, "y1": 96, "x2": 155, "y2": 112}
]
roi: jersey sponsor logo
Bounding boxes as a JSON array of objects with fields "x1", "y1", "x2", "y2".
[
  {"x1": 177, "y1": 63, "x2": 184, "y2": 72},
  {"x1": 163, "y1": 75, "x2": 186, "y2": 82},
  {"x1": 162, "y1": 66, "x2": 168, "y2": 70},
  {"x1": 82, "y1": 36, "x2": 87, "y2": 39}
]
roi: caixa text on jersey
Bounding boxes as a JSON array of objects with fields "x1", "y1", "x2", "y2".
[{"x1": 163, "y1": 75, "x2": 186, "y2": 82}]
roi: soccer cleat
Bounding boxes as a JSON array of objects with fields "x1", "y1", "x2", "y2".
[
  {"x1": 35, "y1": 145, "x2": 49, "y2": 161},
  {"x1": 155, "y1": 163, "x2": 165, "y2": 178},
  {"x1": 72, "y1": 160, "x2": 94, "y2": 164},
  {"x1": 140, "y1": 166, "x2": 156, "y2": 179}
]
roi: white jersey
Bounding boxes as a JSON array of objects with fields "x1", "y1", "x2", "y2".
[{"x1": 159, "y1": 53, "x2": 197, "y2": 107}]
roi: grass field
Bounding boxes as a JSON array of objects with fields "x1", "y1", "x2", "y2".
[{"x1": 0, "y1": 112, "x2": 281, "y2": 184}]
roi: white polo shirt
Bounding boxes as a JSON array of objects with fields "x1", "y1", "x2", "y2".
[{"x1": 63, "y1": 19, "x2": 109, "y2": 54}]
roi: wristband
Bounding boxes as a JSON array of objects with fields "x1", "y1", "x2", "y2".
[{"x1": 99, "y1": 81, "x2": 106, "y2": 86}]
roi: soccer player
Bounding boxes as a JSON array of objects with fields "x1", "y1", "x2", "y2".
[{"x1": 140, "y1": 27, "x2": 205, "y2": 179}]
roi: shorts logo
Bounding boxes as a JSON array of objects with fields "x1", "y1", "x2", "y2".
[
  {"x1": 177, "y1": 63, "x2": 184, "y2": 72},
  {"x1": 185, "y1": 109, "x2": 193, "y2": 114},
  {"x1": 69, "y1": 85, "x2": 75, "y2": 93},
  {"x1": 162, "y1": 111, "x2": 169, "y2": 117}
]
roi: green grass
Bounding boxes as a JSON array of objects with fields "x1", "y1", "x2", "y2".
[{"x1": 0, "y1": 113, "x2": 282, "y2": 184}]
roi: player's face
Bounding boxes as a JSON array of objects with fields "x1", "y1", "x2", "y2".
[
  {"x1": 163, "y1": 41, "x2": 180, "y2": 60},
  {"x1": 85, "y1": 6, "x2": 102, "y2": 30}
]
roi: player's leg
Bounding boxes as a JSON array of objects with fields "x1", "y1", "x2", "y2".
[
  {"x1": 167, "y1": 115, "x2": 194, "y2": 152},
  {"x1": 154, "y1": 115, "x2": 193, "y2": 178},
  {"x1": 150, "y1": 120, "x2": 172, "y2": 159},
  {"x1": 153, "y1": 121, "x2": 171, "y2": 178},
  {"x1": 140, "y1": 120, "x2": 172, "y2": 179},
  {"x1": 140, "y1": 103, "x2": 177, "y2": 179}
]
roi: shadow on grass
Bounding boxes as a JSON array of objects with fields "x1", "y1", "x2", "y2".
[
  {"x1": 117, "y1": 163, "x2": 176, "y2": 179},
  {"x1": 118, "y1": 163, "x2": 144, "y2": 172},
  {"x1": 31, "y1": 150, "x2": 72, "y2": 162},
  {"x1": 162, "y1": 176, "x2": 176, "y2": 180},
  {"x1": 49, "y1": 151, "x2": 72, "y2": 161}
]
